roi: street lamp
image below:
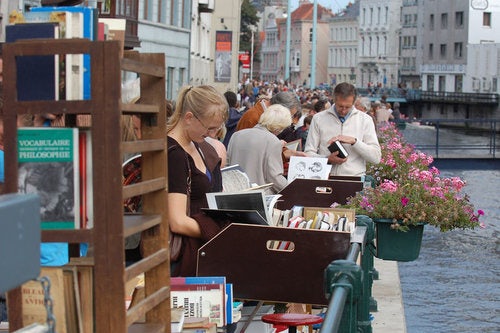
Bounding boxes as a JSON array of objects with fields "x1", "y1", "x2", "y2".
[{"x1": 250, "y1": 26, "x2": 255, "y2": 81}]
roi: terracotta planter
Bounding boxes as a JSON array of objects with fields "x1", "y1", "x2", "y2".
[{"x1": 373, "y1": 218, "x2": 424, "y2": 262}]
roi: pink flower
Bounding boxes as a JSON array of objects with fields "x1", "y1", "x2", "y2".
[{"x1": 401, "y1": 196, "x2": 409, "y2": 206}]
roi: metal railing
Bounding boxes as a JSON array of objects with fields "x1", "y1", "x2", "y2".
[
  {"x1": 320, "y1": 218, "x2": 376, "y2": 333},
  {"x1": 403, "y1": 119, "x2": 499, "y2": 159}
]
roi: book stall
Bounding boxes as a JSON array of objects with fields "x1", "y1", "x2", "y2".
[{"x1": 194, "y1": 174, "x2": 369, "y2": 332}]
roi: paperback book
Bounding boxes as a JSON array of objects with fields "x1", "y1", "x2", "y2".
[{"x1": 17, "y1": 127, "x2": 80, "y2": 229}]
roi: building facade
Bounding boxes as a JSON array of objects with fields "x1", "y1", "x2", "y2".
[
  {"x1": 399, "y1": 0, "x2": 423, "y2": 89},
  {"x1": 260, "y1": 6, "x2": 286, "y2": 83},
  {"x1": 328, "y1": 1, "x2": 359, "y2": 87},
  {"x1": 358, "y1": 0, "x2": 402, "y2": 89},
  {"x1": 278, "y1": 1, "x2": 333, "y2": 88}
]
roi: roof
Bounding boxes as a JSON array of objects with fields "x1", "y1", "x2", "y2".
[{"x1": 292, "y1": 2, "x2": 334, "y2": 22}]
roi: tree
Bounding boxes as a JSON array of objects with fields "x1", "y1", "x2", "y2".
[{"x1": 240, "y1": 0, "x2": 260, "y2": 61}]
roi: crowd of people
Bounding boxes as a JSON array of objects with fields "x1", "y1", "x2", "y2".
[{"x1": 164, "y1": 79, "x2": 394, "y2": 275}]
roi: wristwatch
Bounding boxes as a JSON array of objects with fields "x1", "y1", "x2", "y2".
[{"x1": 352, "y1": 138, "x2": 357, "y2": 145}]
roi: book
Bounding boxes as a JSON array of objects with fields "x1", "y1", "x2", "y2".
[
  {"x1": 206, "y1": 190, "x2": 278, "y2": 225},
  {"x1": 31, "y1": 6, "x2": 98, "y2": 100},
  {"x1": 181, "y1": 322, "x2": 217, "y2": 333},
  {"x1": 285, "y1": 138, "x2": 302, "y2": 151},
  {"x1": 287, "y1": 156, "x2": 332, "y2": 183},
  {"x1": 78, "y1": 130, "x2": 93, "y2": 228},
  {"x1": 182, "y1": 317, "x2": 209, "y2": 329},
  {"x1": 328, "y1": 140, "x2": 349, "y2": 158},
  {"x1": 170, "y1": 283, "x2": 226, "y2": 327},
  {"x1": 225, "y1": 283, "x2": 234, "y2": 324},
  {"x1": 98, "y1": 18, "x2": 126, "y2": 57},
  {"x1": 5, "y1": 22, "x2": 60, "y2": 101},
  {"x1": 18, "y1": 267, "x2": 68, "y2": 332},
  {"x1": 171, "y1": 307, "x2": 185, "y2": 333},
  {"x1": 221, "y1": 164, "x2": 251, "y2": 192},
  {"x1": 17, "y1": 127, "x2": 80, "y2": 230}
]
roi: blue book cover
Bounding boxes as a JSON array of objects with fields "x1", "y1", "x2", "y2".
[
  {"x1": 225, "y1": 283, "x2": 233, "y2": 325},
  {"x1": 6, "y1": 23, "x2": 59, "y2": 101},
  {"x1": 32, "y1": 6, "x2": 98, "y2": 100}
]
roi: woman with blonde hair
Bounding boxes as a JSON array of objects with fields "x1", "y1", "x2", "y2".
[
  {"x1": 167, "y1": 85, "x2": 229, "y2": 276},
  {"x1": 227, "y1": 104, "x2": 292, "y2": 194}
]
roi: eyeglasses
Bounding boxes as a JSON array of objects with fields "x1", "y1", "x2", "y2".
[{"x1": 192, "y1": 112, "x2": 222, "y2": 134}]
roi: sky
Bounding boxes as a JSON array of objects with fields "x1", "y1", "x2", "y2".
[{"x1": 290, "y1": 0, "x2": 352, "y2": 13}]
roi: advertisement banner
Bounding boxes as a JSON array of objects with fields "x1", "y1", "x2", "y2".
[{"x1": 215, "y1": 31, "x2": 232, "y2": 82}]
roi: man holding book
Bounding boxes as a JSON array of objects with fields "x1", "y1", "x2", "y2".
[{"x1": 304, "y1": 82, "x2": 381, "y2": 176}]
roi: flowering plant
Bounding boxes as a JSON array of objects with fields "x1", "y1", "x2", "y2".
[{"x1": 344, "y1": 123, "x2": 484, "y2": 231}]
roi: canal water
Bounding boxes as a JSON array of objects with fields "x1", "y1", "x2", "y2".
[{"x1": 398, "y1": 125, "x2": 500, "y2": 332}]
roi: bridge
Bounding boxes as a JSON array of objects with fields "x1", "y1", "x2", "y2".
[
  {"x1": 399, "y1": 119, "x2": 499, "y2": 170},
  {"x1": 356, "y1": 88, "x2": 499, "y2": 106}
]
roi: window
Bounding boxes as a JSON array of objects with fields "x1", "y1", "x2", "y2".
[
  {"x1": 430, "y1": 14, "x2": 434, "y2": 30},
  {"x1": 483, "y1": 12, "x2": 491, "y2": 27},
  {"x1": 438, "y1": 75, "x2": 446, "y2": 92},
  {"x1": 440, "y1": 43, "x2": 447, "y2": 59},
  {"x1": 441, "y1": 13, "x2": 448, "y2": 29},
  {"x1": 309, "y1": 28, "x2": 313, "y2": 42},
  {"x1": 454, "y1": 42, "x2": 463, "y2": 59},
  {"x1": 454, "y1": 75, "x2": 463, "y2": 92},
  {"x1": 427, "y1": 75, "x2": 434, "y2": 92},
  {"x1": 429, "y1": 43, "x2": 433, "y2": 59},
  {"x1": 455, "y1": 11, "x2": 464, "y2": 28}
]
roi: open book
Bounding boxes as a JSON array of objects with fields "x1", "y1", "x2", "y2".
[
  {"x1": 221, "y1": 164, "x2": 273, "y2": 193},
  {"x1": 205, "y1": 191, "x2": 281, "y2": 225}
]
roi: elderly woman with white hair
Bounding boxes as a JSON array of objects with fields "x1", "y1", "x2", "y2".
[{"x1": 227, "y1": 104, "x2": 292, "y2": 194}]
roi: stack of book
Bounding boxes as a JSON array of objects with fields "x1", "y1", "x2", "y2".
[{"x1": 170, "y1": 276, "x2": 241, "y2": 329}]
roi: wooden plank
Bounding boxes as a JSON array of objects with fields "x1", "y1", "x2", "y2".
[
  {"x1": 91, "y1": 41, "x2": 127, "y2": 333},
  {"x1": 125, "y1": 51, "x2": 169, "y2": 331},
  {"x1": 126, "y1": 287, "x2": 170, "y2": 326},
  {"x1": 121, "y1": 103, "x2": 160, "y2": 114},
  {"x1": 123, "y1": 178, "x2": 167, "y2": 199},
  {"x1": 122, "y1": 139, "x2": 166, "y2": 155},
  {"x1": 124, "y1": 249, "x2": 169, "y2": 282},
  {"x1": 121, "y1": 58, "x2": 165, "y2": 77},
  {"x1": 124, "y1": 214, "x2": 162, "y2": 238},
  {"x1": 41, "y1": 229, "x2": 93, "y2": 243}
]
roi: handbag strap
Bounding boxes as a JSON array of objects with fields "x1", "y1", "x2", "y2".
[{"x1": 168, "y1": 144, "x2": 191, "y2": 215}]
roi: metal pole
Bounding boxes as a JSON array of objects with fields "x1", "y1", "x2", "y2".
[
  {"x1": 285, "y1": 0, "x2": 292, "y2": 83},
  {"x1": 310, "y1": 0, "x2": 318, "y2": 89},
  {"x1": 250, "y1": 29, "x2": 254, "y2": 81}
]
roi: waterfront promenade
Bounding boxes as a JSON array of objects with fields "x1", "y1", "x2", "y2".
[{"x1": 371, "y1": 258, "x2": 407, "y2": 333}]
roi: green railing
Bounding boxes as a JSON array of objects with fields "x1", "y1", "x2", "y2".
[{"x1": 320, "y1": 217, "x2": 376, "y2": 333}]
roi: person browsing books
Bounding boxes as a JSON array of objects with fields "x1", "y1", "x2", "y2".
[
  {"x1": 167, "y1": 85, "x2": 230, "y2": 276},
  {"x1": 304, "y1": 82, "x2": 381, "y2": 176},
  {"x1": 227, "y1": 104, "x2": 292, "y2": 194}
]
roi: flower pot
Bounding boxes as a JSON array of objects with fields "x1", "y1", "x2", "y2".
[{"x1": 373, "y1": 218, "x2": 424, "y2": 262}]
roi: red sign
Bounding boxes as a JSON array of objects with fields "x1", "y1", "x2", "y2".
[{"x1": 239, "y1": 53, "x2": 250, "y2": 65}]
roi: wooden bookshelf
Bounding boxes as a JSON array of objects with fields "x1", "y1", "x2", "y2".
[{"x1": 3, "y1": 39, "x2": 170, "y2": 332}]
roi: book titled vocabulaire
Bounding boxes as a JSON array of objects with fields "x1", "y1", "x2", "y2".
[{"x1": 17, "y1": 127, "x2": 80, "y2": 230}]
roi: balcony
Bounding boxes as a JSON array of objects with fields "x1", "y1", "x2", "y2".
[{"x1": 97, "y1": 0, "x2": 140, "y2": 48}]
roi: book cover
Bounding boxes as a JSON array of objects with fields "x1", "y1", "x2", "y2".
[
  {"x1": 225, "y1": 283, "x2": 234, "y2": 325},
  {"x1": 287, "y1": 156, "x2": 332, "y2": 183},
  {"x1": 5, "y1": 22, "x2": 60, "y2": 101},
  {"x1": 17, "y1": 127, "x2": 80, "y2": 230},
  {"x1": 206, "y1": 190, "x2": 272, "y2": 224},
  {"x1": 328, "y1": 140, "x2": 349, "y2": 158},
  {"x1": 19, "y1": 267, "x2": 68, "y2": 332},
  {"x1": 170, "y1": 283, "x2": 226, "y2": 327}
]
